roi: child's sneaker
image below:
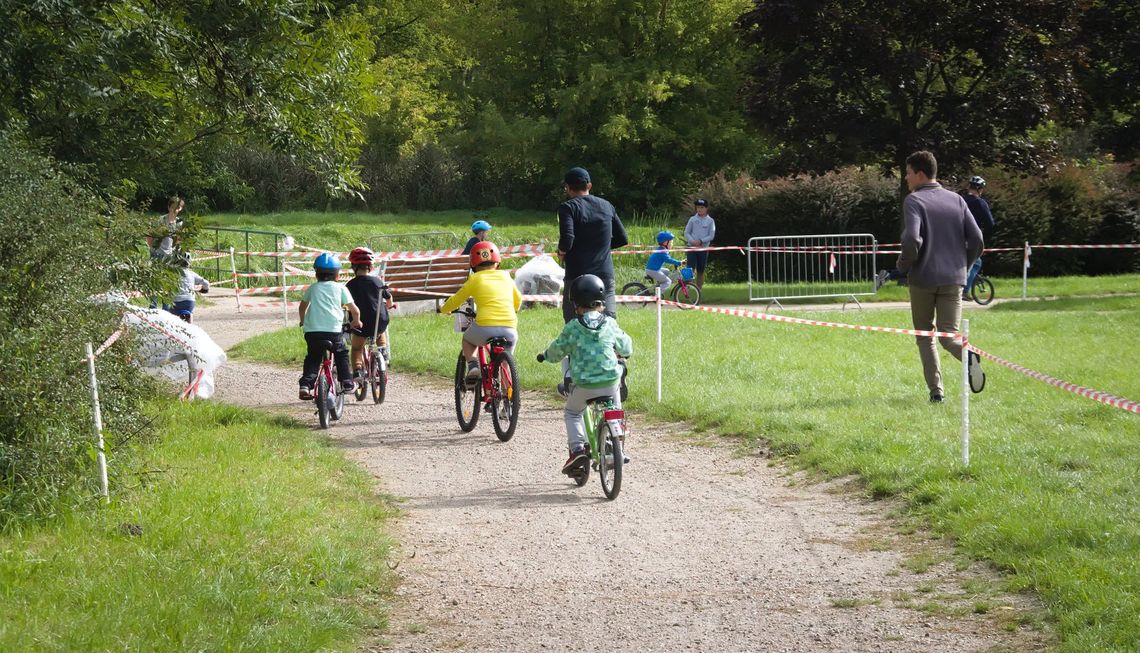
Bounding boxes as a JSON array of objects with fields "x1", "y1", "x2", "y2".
[
  {"x1": 561, "y1": 447, "x2": 589, "y2": 475},
  {"x1": 380, "y1": 346, "x2": 390, "y2": 363},
  {"x1": 341, "y1": 380, "x2": 356, "y2": 393},
  {"x1": 465, "y1": 360, "x2": 481, "y2": 385},
  {"x1": 557, "y1": 377, "x2": 573, "y2": 398},
  {"x1": 874, "y1": 269, "x2": 890, "y2": 291},
  {"x1": 299, "y1": 386, "x2": 314, "y2": 401},
  {"x1": 968, "y1": 351, "x2": 986, "y2": 393}
]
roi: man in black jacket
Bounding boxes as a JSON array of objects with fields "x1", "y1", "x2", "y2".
[{"x1": 557, "y1": 166, "x2": 629, "y2": 322}]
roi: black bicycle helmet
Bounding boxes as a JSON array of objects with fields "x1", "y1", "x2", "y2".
[{"x1": 570, "y1": 274, "x2": 606, "y2": 308}]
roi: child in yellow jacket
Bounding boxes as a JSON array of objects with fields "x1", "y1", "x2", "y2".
[{"x1": 439, "y1": 241, "x2": 522, "y2": 382}]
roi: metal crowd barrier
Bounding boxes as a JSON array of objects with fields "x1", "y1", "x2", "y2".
[{"x1": 747, "y1": 233, "x2": 878, "y2": 308}]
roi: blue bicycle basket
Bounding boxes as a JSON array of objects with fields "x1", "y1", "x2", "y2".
[{"x1": 680, "y1": 267, "x2": 694, "y2": 281}]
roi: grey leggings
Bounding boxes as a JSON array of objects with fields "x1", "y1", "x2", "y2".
[
  {"x1": 564, "y1": 382, "x2": 621, "y2": 451},
  {"x1": 463, "y1": 325, "x2": 517, "y2": 355}
]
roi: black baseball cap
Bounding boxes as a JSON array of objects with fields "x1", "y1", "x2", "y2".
[
  {"x1": 564, "y1": 167, "x2": 591, "y2": 185},
  {"x1": 694, "y1": 198, "x2": 708, "y2": 207}
]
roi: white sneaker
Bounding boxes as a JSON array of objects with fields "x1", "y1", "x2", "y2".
[{"x1": 968, "y1": 351, "x2": 986, "y2": 393}]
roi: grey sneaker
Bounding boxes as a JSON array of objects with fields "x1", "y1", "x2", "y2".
[
  {"x1": 968, "y1": 351, "x2": 986, "y2": 393},
  {"x1": 557, "y1": 377, "x2": 573, "y2": 398},
  {"x1": 874, "y1": 270, "x2": 890, "y2": 292},
  {"x1": 465, "y1": 360, "x2": 480, "y2": 385},
  {"x1": 380, "y1": 346, "x2": 390, "y2": 363}
]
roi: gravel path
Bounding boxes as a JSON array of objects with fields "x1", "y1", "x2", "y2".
[{"x1": 198, "y1": 301, "x2": 1046, "y2": 652}]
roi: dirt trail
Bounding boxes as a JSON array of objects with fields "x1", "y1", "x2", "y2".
[{"x1": 199, "y1": 301, "x2": 1045, "y2": 652}]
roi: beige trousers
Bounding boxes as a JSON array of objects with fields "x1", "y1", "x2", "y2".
[{"x1": 908, "y1": 284, "x2": 963, "y2": 396}]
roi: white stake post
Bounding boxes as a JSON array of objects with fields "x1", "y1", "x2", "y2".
[
  {"x1": 960, "y1": 319, "x2": 970, "y2": 467},
  {"x1": 1022, "y1": 241, "x2": 1030, "y2": 300},
  {"x1": 230, "y1": 247, "x2": 243, "y2": 313},
  {"x1": 656, "y1": 287, "x2": 663, "y2": 403},
  {"x1": 280, "y1": 260, "x2": 288, "y2": 326},
  {"x1": 85, "y1": 342, "x2": 110, "y2": 503}
]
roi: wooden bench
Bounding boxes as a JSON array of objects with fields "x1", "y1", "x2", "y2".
[{"x1": 378, "y1": 255, "x2": 470, "y2": 304}]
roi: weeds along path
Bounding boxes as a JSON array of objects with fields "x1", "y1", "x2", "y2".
[{"x1": 198, "y1": 302, "x2": 1045, "y2": 652}]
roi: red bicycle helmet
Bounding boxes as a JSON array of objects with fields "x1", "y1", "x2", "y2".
[
  {"x1": 469, "y1": 241, "x2": 501, "y2": 267},
  {"x1": 348, "y1": 247, "x2": 374, "y2": 265}
]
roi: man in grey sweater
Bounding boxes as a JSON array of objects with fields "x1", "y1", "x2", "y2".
[{"x1": 897, "y1": 151, "x2": 986, "y2": 402}]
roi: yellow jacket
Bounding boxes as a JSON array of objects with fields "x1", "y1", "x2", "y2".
[{"x1": 440, "y1": 269, "x2": 522, "y2": 328}]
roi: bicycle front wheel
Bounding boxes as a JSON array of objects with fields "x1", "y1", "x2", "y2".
[
  {"x1": 371, "y1": 354, "x2": 386, "y2": 404},
  {"x1": 971, "y1": 276, "x2": 995, "y2": 305},
  {"x1": 316, "y1": 373, "x2": 331, "y2": 429},
  {"x1": 490, "y1": 352, "x2": 520, "y2": 442},
  {"x1": 669, "y1": 282, "x2": 701, "y2": 307},
  {"x1": 620, "y1": 282, "x2": 653, "y2": 310},
  {"x1": 598, "y1": 424, "x2": 623, "y2": 500},
  {"x1": 454, "y1": 354, "x2": 480, "y2": 432}
]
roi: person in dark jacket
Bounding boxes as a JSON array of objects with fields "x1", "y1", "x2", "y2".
[{"x1": 960, "y1": 175, "x2": 995, "y2": 298}]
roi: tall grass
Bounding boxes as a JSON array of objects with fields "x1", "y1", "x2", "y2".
[{"x1": 232, "y1": 295, "x2": 1140, "y2": 651}]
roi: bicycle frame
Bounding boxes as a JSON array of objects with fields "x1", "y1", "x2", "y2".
[
  {"x1": 583, "y1": 398, "x2": 626, "y2": 459},
  {"x1": 475, "y1": 339, "x2": 510, "y2": 402}
]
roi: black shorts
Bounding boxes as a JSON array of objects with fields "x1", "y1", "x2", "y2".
[
  {"x1": 350, "y1": 317, "x2": 389, "y2": 339},
  {"x1": 686, "y1": 250, "x2": 709, "y2": 272}
]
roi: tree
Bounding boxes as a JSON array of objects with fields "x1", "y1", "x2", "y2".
[
  {"x1": 737, "y1": 0, "x2": 1085, "y2": 187},
  {"x1": 1076, "y1": 0, "x2": 1140, "y2": 159}
]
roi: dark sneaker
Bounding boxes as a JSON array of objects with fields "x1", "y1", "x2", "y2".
[
  {"x1": 561, "y1": 448, "x2": 589, "y2": 475},
  {"x1": 341, "y1": 380, "x2": 356, "y2": 393},
  {"x1": 380, "y1": 346, "x2": 390, "y2": 364},
  {"x1": 557, "y1": 377, "x2": 574, "y2": 398},
  {"x1": 968, "y1": 351, "x2": 986, "y2": 393},
  {"x1": 465, "y1": 361, "x2": 480, "y2": 385},
  {"x1": 929, "y1": 392, "x2": 944, "y2": 404},
  {"x1": 299, "y1": 387, "x2": 314, "y2": 401},
  {"x1": 618, "y1": 360, "x2": 629, "y2": 402}
]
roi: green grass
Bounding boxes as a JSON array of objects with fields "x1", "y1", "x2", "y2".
[
  {"x1": 0, "y1": 400, "x2": 396, "y2": 652},
  {"x1": 233, "y1": 294, "x2": 1140, "y2": 651}
]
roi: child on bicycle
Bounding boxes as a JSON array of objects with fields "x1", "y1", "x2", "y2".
[
  {"x1": 439, "y1": 241, "x2": 522, "y2": 384},
  {"x1": 538, "y1": 274, "x2": 633, "y2": 476},
  {"x1": 298, "y1": 253, "x2": 362, "y2": 400},
  {"x1": 345, "y1": 247, "x2": 394, "y2": 385},
  {"x1": 169, "y1": 252, "x2": 209, "y2": 323},
  {"x1": 645, "y1": 230, "x2": 685, "y2": 293}
]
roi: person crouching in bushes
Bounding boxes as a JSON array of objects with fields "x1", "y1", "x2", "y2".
[
  {"x1": 345, "y1": 247, "x2": 394, "y2": 387},
  {"x1": 538, "y1": 274, "x2": 633, "y2": 476},
  {"x1": 440, "y1": 241, "x2": 522, "y2": 384},
  {"x1": 298, "y1": 253, "x2": 361, "y2": 400}
]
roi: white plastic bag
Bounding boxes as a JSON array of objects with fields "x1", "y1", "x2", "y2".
[
  {"x1": 123, "y1": 307, "x2": 227, "y2": 399},
  {"x1": 514, "y1": 254, "x2": 565, "y2": 305}
]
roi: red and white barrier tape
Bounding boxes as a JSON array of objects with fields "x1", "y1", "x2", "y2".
[
  {"x1": 190, "y1": 252, "x2": 230, "y2": 262},
  {"x1": 180, "y1": 368, "x2": 205, "y2": 401},
  {"x1": 91, "y1": 325, "x2": 128, "y2": 358},
  {"x1": 967, "y1": 344, "x2": 1140, "y2": 415},
  {"x1": 237, "y1": 284, "x2": 311, "y2": 296}
]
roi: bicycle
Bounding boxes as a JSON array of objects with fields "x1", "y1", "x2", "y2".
[
  {"x1": 353, "y1": 296, "x2": 394, "y2": 404},
  {"x1": 621, "y1": 263, "x2": 700, "y2": 308},
  {"x1": 968, "y1": 269, "x2": 995, "y2": 305},
  {"x1": 314, "y1": 343, "x2": 346, "y2": 429},
  {"x1": 452, "y1": 308, "x2": 520, "y2": 441},
  {"x1": 537, "y1": 352, "x2": 628, "y2": 500}
]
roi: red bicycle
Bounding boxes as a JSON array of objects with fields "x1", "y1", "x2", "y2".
[
  {"x1": 452, "y1": 308, "x2": 520, "y2": 441},
  {"x1": 314, "y1": 345, "x2": 345, "y2": 429}
]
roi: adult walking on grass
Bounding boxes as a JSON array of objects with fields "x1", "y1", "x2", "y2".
[
  {"x1": 556, "y1": 166, "x2": 628, "y2": 322},
  {"x1": 897, "y1": 151, "x2": 986, "y2": 403}
]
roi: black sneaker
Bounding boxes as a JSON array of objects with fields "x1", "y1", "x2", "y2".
[
  {"x1": 968, "y1": 351, "x2": 986, "y2": 393},
  {"x1": 557, "y1": 377, "x2": 573, "y2": 398},
  {"x1": 341, "y1": 381, "x2": 356, "y2": 394},
  {"x1": 929, "y1": 392, "x2": 944, "y2": 404},
  {"x1": 561, "y1": 448, "x2": 588, "y2": 475}
]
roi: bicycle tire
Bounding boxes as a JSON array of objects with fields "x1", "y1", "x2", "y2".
[
  {"x1": 490, "y1": 352, "x2": 520, "y2": 442},
  {"x1": 332, "y1": 382, "x2": 345, "y2": 421},
  {"x1": 454, "y1": 353, "x2": 480, "y2": 432},
  {"x1": 316, "y1": 372, "x2": 331, "y2": 429},
  {"x1": 669, "y1": 281, "x2": 701, "y2": 307},
  {"x1": 599, "y1": 424, "x2": 623, "y2": 500},
  {"x1": 971, "y1": 276, "x2": 995, "y2": 305},
  {"x1": 371, "y1": 354, "x2": 386, "y2": 404},
  {"x1": 572, "y1": 460, "x2": 590, "y2": 487},
  {"x1": 620, "y1": 281, "x2": 653, "y2": 310},
  {"x1": 354, "y1": 352, "x2": 368, "y2": 402}
]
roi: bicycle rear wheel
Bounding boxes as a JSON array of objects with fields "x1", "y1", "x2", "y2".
[
  {"x1": 371, "y1": 353, "x2": 386, "y2": 404},
  {"x1": 454, "y1": 354, "x2": 480, "y2": 432},
  {"x1": 669, "y1": 282, "x2": 701, "y2": 307},
  {"x1": 971, "y1": 276, "x2": 995, "y2": 305},
  {"x1": 316, "y1": 373, "x2": 331, "y2": 429},
  {"x1": 598, "y1": 424, "x2": 623, "y2": 500},
  {"x1": 620, "y1": 282, "x2": 653, "y2": 310},
  {"x1": 490, "y1": 352, "x2": 520, "y2": 442}
]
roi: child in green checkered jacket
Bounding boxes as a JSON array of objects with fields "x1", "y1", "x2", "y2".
[{"x1": 539, "y1": 274, "x2": 633, "y2": 476}]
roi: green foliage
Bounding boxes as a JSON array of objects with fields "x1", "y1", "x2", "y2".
[
  {"x1": 0, "y1": 400, "x2": 396, "y2": 650},
  {"x1": 0, "y1": 133, "x2": 157, "y2": 530}
]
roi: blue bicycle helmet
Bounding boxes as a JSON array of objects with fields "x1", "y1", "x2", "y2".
[
  {"x1": 656, "y1": 230, "x2": 675, "y2": 245},
  {"x1": 314, "y1": 252, "x2": 340, "y2": 271},
  {"x1": 471, "y1": 219, "x2": 492, "y2": 233}
]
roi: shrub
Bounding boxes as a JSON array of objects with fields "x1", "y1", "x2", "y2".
[{"x1": 0, "y1": 132, "x2": 155, "y2": 530}]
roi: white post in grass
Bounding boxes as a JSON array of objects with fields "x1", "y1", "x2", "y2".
[
  {"x1": 1022, "y1": 241, "x2": 1030, "y2": 300},
  {"x1": 85, "y1": 342, "x2": 110, "y2": 504},
  {"x1": 230, "y1": 247, "x2": 243, "y2": 313},
  {"x1": 960, "y1": 319, "x2": 970, "y2": 467},
  {"x1": 656, "y1": 286, "x2": 663, "y2": 403},
  {"x1": 280, "y1": 260, "x2": 288, "y2": 326}
]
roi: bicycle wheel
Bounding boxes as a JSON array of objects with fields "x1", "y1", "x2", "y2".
[
  {"x1": 354, "y1": 352, "x2": 368, "y2": 402},
  {"x1": 620, "y1": 282, "x2": 653, "y2": 310},
  {"x1": 490, "y1": 352, "x2": 520, "y2": 442},
  {"x1": 598, "y1": 424, "x2": 623, "y2": 500},
  {"x1": 316, "y1": 372, "x2": 331, "y2": 429},
  {"x1": 332, "y1": 382, "x2": 345, "y2": 421},
  {"x1": 454, "y1": 354, "x2": 480, "y2": 432},
  {"x1": 971, "y1": 276, "x2": 995, "y2": 305},
  {"x1": 669, "y1": 282, "x2": 701, "y2": 307},
  {"x1": 370, "y1": 354, "x2": 386, "y2": 404}
]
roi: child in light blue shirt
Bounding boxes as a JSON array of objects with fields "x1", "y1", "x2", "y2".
[{"x1": 297, "y1": 253, "x2": 362, "y2": 400}]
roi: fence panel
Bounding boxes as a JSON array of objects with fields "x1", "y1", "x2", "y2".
[{"x1": 748, "y1": 234, "x2": 878, "y2": 304}]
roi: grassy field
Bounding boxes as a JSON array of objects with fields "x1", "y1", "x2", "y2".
[
  {"x1": 0, "y1": 401, "x2": 396, "y2": 652},
  {"x1": 232, "y1": 293, "x2": 1140, "y2": 652}
]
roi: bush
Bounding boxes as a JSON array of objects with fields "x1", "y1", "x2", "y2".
[{"x1": 0, "y1": 133, "x2": 155, "y2": 530}]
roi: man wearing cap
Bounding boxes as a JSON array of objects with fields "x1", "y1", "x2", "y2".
[
  {"x1": 683, "y1": 198, "x2": 716, "y2": 291},
  {"x1": 557, "y1": 166, "x2": 629, "y2": 322}
]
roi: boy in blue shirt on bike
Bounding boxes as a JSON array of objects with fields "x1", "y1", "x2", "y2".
[
  {"x1": 298, "y1": 253, "x2": 362, "y2": 400},
  {"x1": 645, "y1": 230, "x2": 685, "y2": 293},
  {"x1": 539, "y1": 274, "x2": 633, "y2": 476}
]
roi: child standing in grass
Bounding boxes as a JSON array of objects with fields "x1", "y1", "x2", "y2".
[
  {"x1": 538, "y1": 274, "x2": 633, "y2": 476},
  {"x1": 345, "y1": 247, "x2": 393, "y2": 386},
  {"x1": 440, "y1": 241, "x2": 521, "y2": 383},
  {"x1": 298, "y1": 253, "x2": 361, "y2": 400}
]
